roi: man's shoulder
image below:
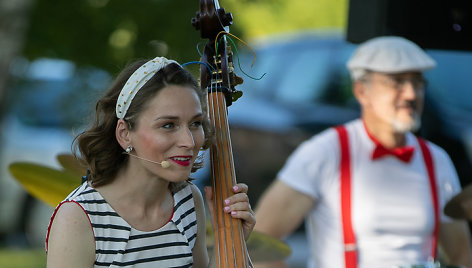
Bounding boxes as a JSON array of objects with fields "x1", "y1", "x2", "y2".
[
  {"x1": 306, "y1": 119, "x2": 361, "y2": 145},
  {"x1": 292, "y1": 121, "x2": 355, "y2": 160}
]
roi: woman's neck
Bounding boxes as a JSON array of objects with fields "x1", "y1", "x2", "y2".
[
  {"x1": 99, "y1": 163, "x2": 171, "y2": 209},
  {"x1": 96, "y1": 166, "x2": 174, "y2": 231}
]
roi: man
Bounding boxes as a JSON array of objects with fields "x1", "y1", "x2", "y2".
[{"x1": 254, "y1": 36, "x2": 472, "y2": 268}]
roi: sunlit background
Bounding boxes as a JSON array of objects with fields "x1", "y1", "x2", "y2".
[{"x1": 1, "y1": 0, "x2": 471, "y2": 267}]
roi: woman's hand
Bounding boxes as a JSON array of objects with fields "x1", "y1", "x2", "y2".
[{"x1": 204, "y1": 183, "x2": 255, "y2": 240}]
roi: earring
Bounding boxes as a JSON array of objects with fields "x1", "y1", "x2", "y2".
[{"x1": 125, "y1": 145, "x2": 133, "y2": 153}]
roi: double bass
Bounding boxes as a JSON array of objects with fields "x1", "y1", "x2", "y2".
[{"x1": 192, "y1": 0, "x2": 250, "y2": 267}]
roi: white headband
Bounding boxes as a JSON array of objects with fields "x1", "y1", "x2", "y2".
[{"x1": 116, "y1": 57, "x2": 179, "y2": 119}]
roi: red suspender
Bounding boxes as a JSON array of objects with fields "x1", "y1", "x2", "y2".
[
  {"x1": 417, "y1": 137, "x2": 440, "y2": 259},
  {"x1": 335, "y1": 126, "x2": 439, "y2": 268},
  {"x1": 335, "y1": 126, "x2": 358, "y2": 268}
]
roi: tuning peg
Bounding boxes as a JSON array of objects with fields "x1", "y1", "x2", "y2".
[
  {"x1": 231, "y1": 90, "x2": 243, "y2": 102},
  {"x1": 217, "y1": 8, "x2": 233, "y2": 27},
  {"x1": 233, "y1": 75, "x2": 244, "y2": 86},
  {"x1": 191, "y1": 12, "x2": 201, "y2": 30}
]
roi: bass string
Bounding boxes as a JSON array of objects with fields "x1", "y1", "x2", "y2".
[
  {"x1": 208, "y1": 62, "x2": 219, "y2": 265},
  {"x1": 220, "y1": 47, "x2": 248, "y2": 266},
  {"x1": 218, "y1": 47, "x2": 248, "y2": 266},
  {"x1": 208, "y1": 50, "x2": 244, "y2": 266},
  {"x1": 209, "y1": 58, "x2": 228, "y2": 267}
]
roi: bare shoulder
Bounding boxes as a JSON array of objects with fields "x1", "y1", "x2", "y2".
[
  {"x1": 47, "y1": 201, "x2": 95, "y2": 268},
  {"x1": 49, "y1": 201, "x2": 92, "y2": 234},
  {"x1": 55, "y1": 201, "x2": 87, "y2": 219}
]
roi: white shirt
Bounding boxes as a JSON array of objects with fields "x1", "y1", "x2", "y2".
[{"x1": 278, "y1": 119, "x2": 461, "y2": 268}]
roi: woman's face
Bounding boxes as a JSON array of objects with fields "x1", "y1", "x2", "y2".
[{"x1": 130, "y1": 85, "x2": 205, "y2": 182}]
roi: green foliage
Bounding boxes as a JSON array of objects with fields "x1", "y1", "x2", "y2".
[
  {"x1": 23, "y1": 0, "x2": 202, "y2": 74},
  {"x1": 22, "y1": 0, "x2": 347, "y2": 74},
  {"x1": 224, "y1": 0, "x2": 348, "y2": 38}
]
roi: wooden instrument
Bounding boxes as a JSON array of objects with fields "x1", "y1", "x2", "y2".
[{"x1": 192, "y1": 0, "x2": 248, "y2": 267}]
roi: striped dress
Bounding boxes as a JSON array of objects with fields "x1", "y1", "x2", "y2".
[{"x1": 47, "y1": 181, "x2": 198, "y2": 267}]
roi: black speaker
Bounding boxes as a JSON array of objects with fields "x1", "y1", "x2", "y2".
[{"x1": 347, "y1": 0, "x2": 472, "y2": 51}]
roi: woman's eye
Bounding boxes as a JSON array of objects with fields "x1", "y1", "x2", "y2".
[
  {"x1": 191, "y1": 120, "x2": 202, "y2": 128},
  {"x1": 162, "y1": 122, "x2": 175, "y2": 129}
]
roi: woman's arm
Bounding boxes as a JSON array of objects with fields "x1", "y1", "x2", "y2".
[{"x1": 46, "y1": 202, "x2": 95, "y2": 268}]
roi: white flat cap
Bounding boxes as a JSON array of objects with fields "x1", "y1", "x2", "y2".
[{"x1": 347, "y1": 36, "x2": 436, "y2": 80}]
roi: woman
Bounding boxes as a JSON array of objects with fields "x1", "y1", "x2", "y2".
[{"x1": 46, "y1": 57, "x2": 255, "y2": 267}]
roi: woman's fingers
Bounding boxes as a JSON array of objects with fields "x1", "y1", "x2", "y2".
[
  {"x1": 224, "y1": 199, "x2": 251, "y2": 214},
  {"x1": 232, "y1": 183, "x2": 248, "y2": 193},
  {"x1": 225, "y1": 183, "x2": 249, "y2": 205},
  {"x1": 204, "y1": 182, "x2": 255, "y2": 240}
]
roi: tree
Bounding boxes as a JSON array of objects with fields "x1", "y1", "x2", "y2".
[
  {"x1": 19, "y1": 0, "x2": 347, "y2": 74},
  {"x1": 22, "y1": 0, "x2": 203, "y2": 74}
]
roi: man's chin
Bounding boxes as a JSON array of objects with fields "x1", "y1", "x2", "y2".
[{"x1": 392, "y1": 115, "x2": 421, "y2": 133}]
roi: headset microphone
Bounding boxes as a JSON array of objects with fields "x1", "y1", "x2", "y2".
[
  {"x1": 159, "y1": 160, "x2": 171, "y2": 168},
  {"x1": 125, "y1": 153, "x2": 171, "y2": 168}
]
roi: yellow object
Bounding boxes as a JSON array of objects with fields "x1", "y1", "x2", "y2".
[
  {"x1": 9, "y1": 162, "x2": 81, "y2": 207},
  {"x1": 56, "y1": 153, "x2": 87, "y2": 176}
]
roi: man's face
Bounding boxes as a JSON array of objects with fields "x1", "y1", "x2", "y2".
[{"x1": 357, "y1": 71, "x2": 426, "y2": 133}]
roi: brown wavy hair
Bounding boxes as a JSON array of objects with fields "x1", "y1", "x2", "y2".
[{"x1": 73, "y1": 59, "x2": 213, "y2": 187}]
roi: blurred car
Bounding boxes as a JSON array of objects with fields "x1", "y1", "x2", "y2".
[
  {"x1": 0, "y1": 58, "x2": 110, "y2": 247},
  {"x1": 226, "y1": 31, "x2": 360, "y2": 205},
  {"x1": 224, "y1": 31, "x2": 472, "y2": 206},
  {"x1": 420, "y1": 49, "x2": 472, "y2": 188}
]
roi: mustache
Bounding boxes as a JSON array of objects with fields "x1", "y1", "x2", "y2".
[{"x1": 395, "y1": 101, "x2": 417, "y2": 109}]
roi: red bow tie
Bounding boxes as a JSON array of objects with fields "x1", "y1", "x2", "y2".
[
  {"x1": 362, "y1": 121, "x2": 415, "y2": 163},
  {"x1": 372, "y1": 143, "x2": 415, "y2": 163}
]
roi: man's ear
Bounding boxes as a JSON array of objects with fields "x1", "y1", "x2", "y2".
[
  {"x1": 353, "y1": 80, "x2": 368, "y2": 106},
  {"x1": 116, "y1": 119, "x2": 131, "y2": 150}
]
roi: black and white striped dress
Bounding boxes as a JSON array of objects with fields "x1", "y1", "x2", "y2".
[{"x1": 47, "y1": 181, "x2": 198, "y2": 267}]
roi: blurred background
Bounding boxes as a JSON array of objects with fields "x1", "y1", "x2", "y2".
[{"x1": 0, "y1": 0, "x2": 471, "y2": 267}]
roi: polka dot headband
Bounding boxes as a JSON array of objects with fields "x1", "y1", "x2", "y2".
[{"x1": 115, "y1": 57, "x2": 179, "y2": 119}]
